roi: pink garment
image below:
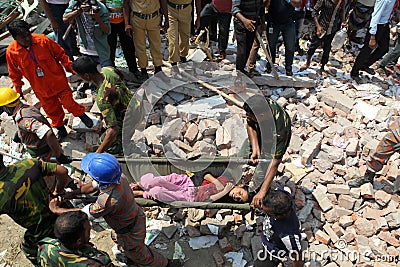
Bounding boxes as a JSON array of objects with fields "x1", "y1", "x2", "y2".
[{"x1": 140, "y1": 173, "x2": 196, "y2": 202}]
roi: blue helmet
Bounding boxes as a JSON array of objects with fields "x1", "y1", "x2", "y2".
[{"x1": 81, "y1": 153, "x2": 122, "y2": 184}]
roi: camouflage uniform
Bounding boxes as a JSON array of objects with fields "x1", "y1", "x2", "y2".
[
  {"x1": 367, "y1": 118, "x2": 400, "y2": 172},
  {"x1": 12, "y1": 102, "x2": 53, "y2": 160},
  {"x1": 241, "y1": 97, "x2": 291, "y2": 184},
  {"x1": 37, "y1": 237, "x2": 113, "y2": 266},
  {"x1": 89, "y1": 176, "x2": 168, "y2": 267},
  {"x1": 97, "y1": 67, "x2": 139, "y2": 155},
  {"x1": 0, "y1": 159, "x2": 58, "y2": 264}
]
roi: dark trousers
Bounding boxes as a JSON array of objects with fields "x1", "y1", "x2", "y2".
[
  {"x1": 294, "y1": 10, "x2": 305, "y2": 51},
  {"x1": 351, "y1": 23, "x2": 390, "y2": 75},
  {"x1": 108, "y1": 21, "x2": 139, "y2": 73},
  {"x1": 200, "y1": 0, "x2": 217, "y2": 40},
  {"x1": 198, "y1": 3, "x2": 232, "y2": 51},
  {"x1": 48, "y1": 3, "x2": 78, "y2": 60},
  {"x1": 379, "y1": 37, "x2": 400, "y2": 68},
  {"x1": 235, "y1": 21, "x2": 256, "y2": 72},
  {"x1": 307, "y1": 31, "x2": 336, "y2": 66},
  {"x1": 267, "y1": 21, "x2": 296, "y2": 71}
]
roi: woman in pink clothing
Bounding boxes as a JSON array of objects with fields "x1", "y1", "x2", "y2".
[{"x1": 131, "y1": 173, "x2": 253, "y2": 203}]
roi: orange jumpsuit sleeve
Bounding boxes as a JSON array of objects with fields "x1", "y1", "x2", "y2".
[
  {"x1": 47, "y1": 36, "x2": 74, "y2": 74},
  {"x1": 6, "y1": 50, "x2": 24, "y2": 94}
]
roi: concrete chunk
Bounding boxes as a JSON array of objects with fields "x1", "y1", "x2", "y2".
[
  {"x1": 338, "y1": 195, "x2": 356, "y2": 210},
  {"x1": 184, "y1": 123, "x2": 199, "y2": 143},
  {"x1": 327, "y1": 184, "x2": 350, "y2": 195},
  {"x1": 319, "y1": 87, "x2": 354, "y2": 113},
  {"x1": 300, "y1": 133, "x2": 323, "y2": 165},
  {"x1": 360, "y1": 183, "x2": 374, "y2": 199}
]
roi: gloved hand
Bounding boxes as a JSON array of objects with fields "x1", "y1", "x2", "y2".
[
  {"x1": 56, "y1": 154, "x2": 72, "y2": 164},
  {"x1": 12, "y1": 132, "x2": 21, "y2": 143}
]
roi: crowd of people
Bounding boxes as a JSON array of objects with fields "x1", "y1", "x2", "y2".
[
  {"x1": 1, "y1": 0, "x2": 400, "y2": 264},
  {"x1": 34, "y1": 0, "x2": 400, "y2": 82}
]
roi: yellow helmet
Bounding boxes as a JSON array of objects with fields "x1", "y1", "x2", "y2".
[{"x1": 0, "y1": 88, "x2": 20, "y2": 107}]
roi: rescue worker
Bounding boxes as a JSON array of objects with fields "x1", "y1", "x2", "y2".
[
  {"x1": 123, "y1": 0, "x2": 168, "y2": 80},
  {"x1": 38, "y1": 210, "x2": 113, "y2": 266},
  {"x1": 349, "y1": 118, "x2": 400, "y2": 187},
  {"x1": 0, "y1": 88, "x2": 71, "y2": 163},
  {"x1": 49, "y1": 153, "x2": 184, "y2": 267},
  {"x1": 242, "y1": 94, "x2": 292, "y2": 209},
  {"x1": 167, "y1": 0, "x2": 191, "y2": 66},
  {"x1": 72, "y1": 56, "x2": 139, "y2": 155},
  {"x1": 0, "y1": 154, "x2": 72, "y2": 265},
  {"x1": 6, "y1": 20, "x2": 93, "y2": 139}
]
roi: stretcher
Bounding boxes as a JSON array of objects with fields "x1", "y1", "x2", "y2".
[{"x1": 81, "y1": 155, "x2": 271, "y2": 210}]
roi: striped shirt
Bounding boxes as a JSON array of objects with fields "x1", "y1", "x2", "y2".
[
  {"x1": 261, "y1": 187, "x2": 302, "y2": 259},
  {"x1": 312, "y1": 0, "x2": 345, "y2": 33},
  {"x1": 232, "y1": 0, "x2": 264, "y2": 24}
]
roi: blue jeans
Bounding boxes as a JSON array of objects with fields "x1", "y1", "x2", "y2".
[
  {"x1": 267, "y1": 21, "x2": 296, "y2": 71},
  {"x1": 48, "y1": 3, "x2": 78, "y2": 60}
]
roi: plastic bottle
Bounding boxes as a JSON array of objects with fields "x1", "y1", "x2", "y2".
[{"x1": 331, "y1": 27, "x2": 347, "y2": 51}]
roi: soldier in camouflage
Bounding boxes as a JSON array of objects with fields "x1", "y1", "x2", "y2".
[
  {"x1": 0, "y1": 154, "x2": 72, "y2": 265},
  {"x1": 38, "y1": 210, "x2": 113, "y2": 266},
  {"x1": 71, "y1": 56, "x2": 141, "y2": 155},
  {"x1": 0, "y1": 88, "x2": 72, "y2": 164},
  {"x1": 242, "y1": 94, "x2": 292, "y2": 209}
]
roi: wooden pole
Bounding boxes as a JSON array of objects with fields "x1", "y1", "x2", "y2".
[
  {"x1": 255, "y1": 31, "x2": 279, "y2": 80},
  {"x1": 180, "y1": 71, "x2": 244, "y2": 108}
]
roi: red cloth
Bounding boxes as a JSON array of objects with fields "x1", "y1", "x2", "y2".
[
  {"x1": 6, "y1": 34, "x2": 84, "y2": 127},
  {"x1": 195, "y1": 176, "x2": 231, "y2": 202},
  {"x1": 212, "y1": 0, "x2": 232, "y2": 13}
]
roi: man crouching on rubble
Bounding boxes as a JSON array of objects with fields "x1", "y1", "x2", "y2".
[
  {"x1": 71, "y1": 56, "x2": 140, "y2": 155},
  {"x1": 243, "y1": 94, "x2": 292, "y2": 209},
  {"x1": 49, "y1": 152, "x2": 184, "y2": 267},
  {"x1": 255, "y1": 187, "x2": 304, "y2": 267}
]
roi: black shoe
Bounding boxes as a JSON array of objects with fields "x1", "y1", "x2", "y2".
[
  {"x1": 141, "y1": 68, "x2": 149, "y2": 81},
  {"x1": 180, "y1": 56, "x2": 187, "y2": 63},
  {"x1": 265, "y1": 63, "x2": 272, "y2": 74},
  {"x1": 155, "y1": 66, "x2": 162, "y2": 73},
  {"x1": 167, "y1": 259, "x2": 184, "y2": 267},
  {"x1": 362, "y1": 67, "x2": 375, "y2": 75},
  {"x1": 286, "y1": 69, "x2": 293, "y2": 76},
  {"x1": 79, "y1": 113, "x2": 93, "y2": 128},
  {"x1": 56, "y1": 126, "x2": 68, "y2": 140},
  {"x1": 243, "y1": 70, "x2": 254, "y2": 78},
  {"x1": 348, "y1": 169, "x2": 375, "y2": 188},
  {"x1": 130, "y1": 68, "x2": 142, "y2": 79},
  {"x1": 76, "y1": 82, "x2": 89, "y2": 99},
  {"x1": 351, "y1": 74, "x2": 362, "y2": 84}
]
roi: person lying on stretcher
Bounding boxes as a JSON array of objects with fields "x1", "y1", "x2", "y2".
[{"x1": 130, "y1": 172, "x2": 254, "y2": 203}]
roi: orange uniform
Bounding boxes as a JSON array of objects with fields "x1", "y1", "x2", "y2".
[{"x1": 6, "y1": 33, "x2": 85, "y2": 127}]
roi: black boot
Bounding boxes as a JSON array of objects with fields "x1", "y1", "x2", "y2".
[
  {"x1": 79, "y1": 113, "x2": 93, "y2": 128},
  {"x1": 348, "y1": 169, "x2": 376, "y2": 188},
  {"x1": 141, "y1": 68, "x2": 149, "y2": 81},
  {"x1": 56, "y1": 126, "x2": 68, "y2": 140},
  {"x1": 154, "y1": 66, "x2": 162, "y2": 73}
]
